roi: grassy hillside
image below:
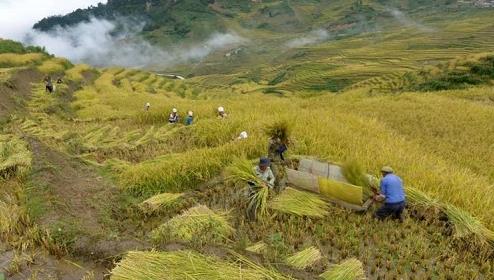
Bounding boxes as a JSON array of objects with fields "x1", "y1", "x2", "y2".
[{"x1": 2, "y1": 26, "x2": 494, "y2": 278}]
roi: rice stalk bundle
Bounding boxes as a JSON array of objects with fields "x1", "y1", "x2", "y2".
[
  {"x1": 319, "y1": 258, "x2": 365, "y2": 280},
  {"x1": 444, "y1": 204, "x2": 494, "y2": 245},
  {"x1": 341, "y1": 160, "x2": 369, "y2": 188},
  {"x1": 285, "y1": 246, "x2": 322, "y2": 269},
  {"x1": 151, "y1": 205, "x2": 233, "y2": 244},
  {"x1": 226, "y1": 158, "x2": 270, "y2": 218},
  {"x1": 111, "y1": 250, "x2": 292, "y2": 280},
  {"x1": 270, "y1": 187, "x2": 328, "y2": 218},
  {"x1": 245, "y1": 241, "x2": 267, "y2": 254},
  {"x1": 139, "y1": 193, "x2": 184, "y2": 214},
  {"x1": 405, "y1": 186, "x2": 440, "y2": 208},
  {"x1": 0, "y1": 136, "x2": 32, "y2": 179},
  {"x1": 265, "y1": 120, "x2": 291, "y2": 143}
]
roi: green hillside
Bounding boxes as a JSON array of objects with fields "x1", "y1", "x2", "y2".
[{"x1": 1, "y1": 1, "x2": 494, "y2": 279}]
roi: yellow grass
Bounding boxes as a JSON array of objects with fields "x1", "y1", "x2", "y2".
[
  {"x1": 37, "y1": 57, "x2": 71, "y2": 74},
  {"x1": 0, "y1": 53, "x2": 44, "y2": 67}
]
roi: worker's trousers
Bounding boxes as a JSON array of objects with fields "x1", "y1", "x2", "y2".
[{"x1": 375, "y1": 201, "x2": 406, "y2": 221}]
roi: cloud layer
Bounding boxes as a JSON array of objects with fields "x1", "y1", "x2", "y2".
[
  {"x1": 23, "y1": 17, "x2": 245, "y2": 69},
  {"x1": 285, "y1": 29, "x2": 331, "y2": 48},
  {"x1": 0, "y1": 0, "x2": 104, "y2": 40}
]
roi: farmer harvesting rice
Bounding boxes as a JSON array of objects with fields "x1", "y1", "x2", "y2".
[
  {"x1": 45, "y1": 77, "x2": 53, "y2": 93},
  {"x1": 185, "y1": 111, "x2": 194, "y2": 125},
  {"x1": 217, "y1": 106, "x2": 228, "y2": 119},
  {"x1": 253, "y1": 157, "x2": 275, "y2": 188},
  {"x1": 268, "y1": 134, "x2": 289, "y2": 192},
  {"x1": 237, "y1": 131, "x2": 248, "y2": 140},
  {"x1": 169, "y1": 108, "x2": 179, "y2": 124},
  {"x1": 374, "y1": 166, "x2": 406, "y2": 221},
  {"x1": 145, "y1": 102, "x2": 151, "y2": 111}
]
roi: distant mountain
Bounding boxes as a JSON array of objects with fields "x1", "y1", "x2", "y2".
[{"x1": 33, "y1": 0, "x2": 467, "y2": 45}]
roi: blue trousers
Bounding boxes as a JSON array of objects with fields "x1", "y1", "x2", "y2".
[{"x1": 375, "y1": 201, "x2": 406, "y2": 220}]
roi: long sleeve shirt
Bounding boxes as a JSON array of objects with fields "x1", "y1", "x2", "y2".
[
  {"x1": 253, "y1": 166, "x2": 275, "y2": 188},
  {"x1": 380, "y1": 174, "x2": 406, "y2": 203}
]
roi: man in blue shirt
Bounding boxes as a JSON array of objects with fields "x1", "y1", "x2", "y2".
[{"x1": 374, "y1": 166, "x2": 406, "y2": 221}]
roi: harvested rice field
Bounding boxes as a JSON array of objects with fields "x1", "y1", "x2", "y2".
[{"x1": 2, "y1": 2, "x2": 494, "y2": 279}]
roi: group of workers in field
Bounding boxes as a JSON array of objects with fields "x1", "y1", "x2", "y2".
[
  {"x1": 253, "y1": 147, "x2": 406, "y2": 221},
  {"x1": 44, "y1": 76, "x2": 63, "y2": 94},
  {"x1": 150, "y1": 101, "x2": 405, "y2": 222},
  {"x1": 144, "y1": 103, "x2": 228, "y2": 127}
]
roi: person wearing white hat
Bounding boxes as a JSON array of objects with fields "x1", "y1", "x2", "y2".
[
  {"x1": 374, "y1": 166, "x2": 406, "y2": 221},
  {"x1": 217, "y1": 106, "x2": 227, "y2": 119},
  {"x1": 169, "y1": 108, "x2": 179, "y2": 124},
  {"x1": 185, "y1": 111, "x2": 194, "y2": 126},
  {"x1": 145, "y1": 102, "x2": 151, "y2": 111},
  {"x1": 237, "y1": 131, "x2": 248, "y2": 140}
]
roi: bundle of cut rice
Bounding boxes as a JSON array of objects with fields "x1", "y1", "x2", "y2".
[
  {"x1": 285, "y1": 246, "x2": 322, "y2": 269},
  {"x1": 270, "y1": 187, "x2": 328, "y2": 218},
  {"x1": 139, "y1": 193, "x2": 184, "y2": 214},
  {"x1": 0, "y1": 135, "x2": 32, "y2": 179},
  {"x1": 151, "y1": 205, "x2": 233, "y2": 244},
  {"x1": 111, "y1": 250, "x2": 293, "y2": 280},
  {"x1": 319, "y1": 258, "x2": 366, "y2": 280}
]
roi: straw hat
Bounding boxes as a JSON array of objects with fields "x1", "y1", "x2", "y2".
[
  {"x1": 172, "y1": 108, "x2": 178, "y2": 113},
  {"x1": 381, "y1": 166, "x2": 394, "y2": 173}
]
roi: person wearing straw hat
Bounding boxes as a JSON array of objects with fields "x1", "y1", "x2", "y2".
[
  {"x1": 145, "y1": 102, "x2": 151, "y2": 112},
  {"x1": 217, "y1": 106, "x2": 228, "y2": 119},
  {"x1": 185, "y1": 111, "x2": 194, "y2": 126},
  {"x1": 168, "y1": 108, "x2": 179, "y2": 124},
  {"x1": 237, "y1": 131, "x2": 248, "y2": 140},
  {"x1": 374, "y1": 166, "x2": 406, "y2": 221}
]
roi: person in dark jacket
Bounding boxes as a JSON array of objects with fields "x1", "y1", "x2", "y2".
[
  {"x1": 169, "y1": 108, "x2": 179, "y2": 124},
  {"x1": 374, "y1": 166, "x2": 406, "y2": 221},
  {"x1": 185, "y1": 111, "x2": 194, "y2": 126}
]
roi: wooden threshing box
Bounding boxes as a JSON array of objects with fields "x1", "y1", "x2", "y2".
[{"x1": 286, "y1": 158, "x2": 373, "y2": 212}]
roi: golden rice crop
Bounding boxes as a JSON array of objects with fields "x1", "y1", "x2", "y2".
[
  {"x1": 111, "y1": 250, "x2": 292, "y2": 280},
  {"x1": 0, "y1": 135, "x2": 32, "y2": 179},
  {"x1": 65, "y1": 64, "x2": 92, "y2": 82},
  {"x1": 285, "y1": 246, "x2": 322, "y2": 270},
  {"x1": 269, "y1": 187, "x2": 328, "y2": 218},
  {"x1": 265, "y1": 120, "x2": 291, "y2": 143},
  {"x1": 0, "y1": 53, "x2": 44, "y2": 67},
  {"x1": 37, "y1": 57, "x2": 71, "y2": 74},
  {"x1": 319, "y1": 258, "x2": 365, "y2": 280},
  {"x1": 151, "y1": 205, "x2": 234, "y2": 244},
  {"x1": 138, "y1": 193, "x2": 184, "y2": 214}
]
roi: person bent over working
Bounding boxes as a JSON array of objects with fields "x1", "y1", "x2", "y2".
[
  {"x1": 374, "y1": 166, "x2": 406, "y2": 221},
  {"x1": 253, "y1": 157, "x2": 275, "y2": 188}
]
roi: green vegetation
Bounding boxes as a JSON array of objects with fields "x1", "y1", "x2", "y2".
[{"x1": 2, "y1": 1, "x2": 494, "y2": 278}]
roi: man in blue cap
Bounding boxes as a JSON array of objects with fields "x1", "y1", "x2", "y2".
[
  {"x1": 374, "y1": 166, "x2": 406, "y2": 221},
  {"x1": 253, "y1": 157, "x2": 275, "y2": 188}
]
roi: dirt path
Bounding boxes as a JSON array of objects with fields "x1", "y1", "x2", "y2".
[
  {"x1": 1, "y1": 69, "x2": 149, "y2": 279},
  {"x1": 28, "y1": 138, "x2": 149, "y2": 262},
  {"x1": 0, "y1": 68, "x2": 42, "y2": 119}
]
